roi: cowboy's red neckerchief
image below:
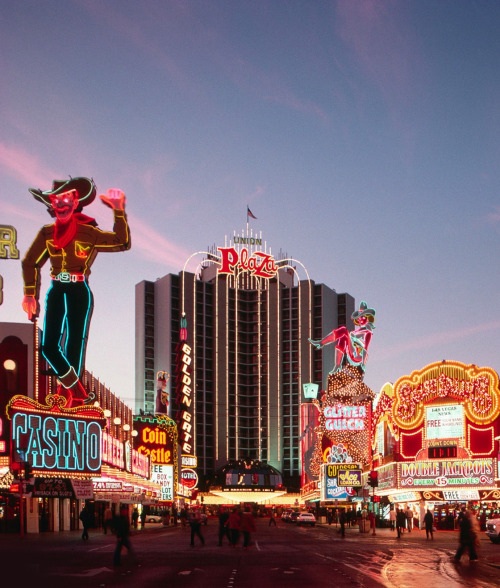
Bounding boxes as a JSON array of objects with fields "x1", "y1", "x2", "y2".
[{"x1": 53, "y1": 213, "x2": 96, "y2": 249}]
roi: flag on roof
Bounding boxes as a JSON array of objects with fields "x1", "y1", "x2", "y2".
[{"x1": 247, "y1": 206, "x2": 257, "y2": 220}]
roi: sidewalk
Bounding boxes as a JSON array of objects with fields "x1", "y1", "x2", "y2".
[
  {"x1": 0, "y1": 521, "x2": 175, "y2": 545},
  {"x1": 318, "y1": 521, "x2": 500, "y2": 568}
]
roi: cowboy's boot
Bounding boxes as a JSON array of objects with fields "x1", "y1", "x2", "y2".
[{"x1": 57, "y1": 367, "x2": 88, "y2": 406}]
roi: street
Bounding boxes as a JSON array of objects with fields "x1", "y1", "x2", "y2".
[{"x1": 1, "y1": 518, "x2": 499, "y2": 588}]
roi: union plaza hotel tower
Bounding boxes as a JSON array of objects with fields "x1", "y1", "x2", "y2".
[{"x1": 135, "y1": 231, "x2": 355, "y2": 488}]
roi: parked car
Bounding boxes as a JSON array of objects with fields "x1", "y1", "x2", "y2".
[
  {"x1": 146, "y1": 514, "x2": 163, "y2": 523},
  {"x1": 485, "y1": 518, "x2": 500, "y2": 543},
  {"x1": 281, "y1": 510, "x2": 293, "y2": 522},
  {"x1": 297, "y1": 512, "x2": 316, "y2": 527},
  {"x1": 289, "y1": 512, "x2": 300, "y2": 524}
]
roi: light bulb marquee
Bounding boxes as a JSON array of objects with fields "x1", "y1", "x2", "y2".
[
  {"x1": 372, "y1": 362, "x2": 500, "y2": 446},
  {"x1": 371, "y1": 361, "x2": 500, "y2": 497},
  {"x1": 392, "y1": 361, "x2": 500, "y2": 430}
]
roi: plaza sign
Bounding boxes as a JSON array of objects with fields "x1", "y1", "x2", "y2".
[{"x1": 217, "y1": 247, "x2": 278, "y2": 279}]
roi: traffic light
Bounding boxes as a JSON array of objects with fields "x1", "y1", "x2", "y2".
[
  {"x1": 11, "y1": 462, "x2": 21, "y2": 480},
  {"x1": 23, "y1": 461, "x2": 32, "y2": 480},
  {"x1": 368, "y1": 470, "x2": 378, "y2": 488}
]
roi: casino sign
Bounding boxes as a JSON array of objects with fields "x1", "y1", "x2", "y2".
[{"x1": 7, "y1": 394, "x2": 106, "y2": 476}]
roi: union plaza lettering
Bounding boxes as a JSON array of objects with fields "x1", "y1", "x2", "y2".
[
  {"x1": 324, "y1": 405, "x2": 366, "y2": 431},
  {"x1": 12, "y1": 412, "x2": 101, "y2": 473},
  {"x1": 217, "y1": 247, "x2": 278, "y2": 279}
]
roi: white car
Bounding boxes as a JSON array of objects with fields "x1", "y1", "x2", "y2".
[
  {"x1": 296, "y1": 512, "x2": 316, "y2": 526},
  {"x1": 146, "y1": 514, "x2": 163, "y2": 523},
  {"x1": 485, "y1": 518, "x2": 500, "y2": 543}
]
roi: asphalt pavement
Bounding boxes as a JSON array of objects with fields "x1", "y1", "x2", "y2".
[{"x1": 0, "y1": 518, "x2": 499, "y2": 587}]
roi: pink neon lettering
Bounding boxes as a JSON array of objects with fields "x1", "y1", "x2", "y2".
[{"x1": 217, "y1": 247, "x2": 277, "y2": 278}]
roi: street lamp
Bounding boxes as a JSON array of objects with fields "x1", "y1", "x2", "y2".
[{"x1": 15, "y1": 444, "x2": 29, "y2": 538}]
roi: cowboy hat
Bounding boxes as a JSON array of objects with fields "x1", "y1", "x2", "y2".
[
  {"x1": 29, "y1": 177, "x2": 96, "y2": 208},
  {"x1": 351, "y1": 301, "x2": 375, "y2": 320}
]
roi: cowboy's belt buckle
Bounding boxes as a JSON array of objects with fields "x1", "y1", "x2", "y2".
[{"x1": 58, "y1": 272, "x2": 71, "y2": 282}]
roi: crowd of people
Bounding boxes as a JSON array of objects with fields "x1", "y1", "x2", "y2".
[{"x1": 76, "y1": 501, "x2": 494, "y2": 569}]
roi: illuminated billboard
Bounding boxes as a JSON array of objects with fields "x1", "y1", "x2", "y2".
[
  {"x1": 399, "y1": 458, "x2": 495, "y2": 489},
  {"x1": 134, "y1": 414, "x2": 178, "y2": 501},
  {"x1": 320, "y1": 463, "x2": 359, "y2": 501},
  {"x1": 134, "y1": 414, "x2": 176, "y2": 465},
  {"x1": 425, "y1": 405, "x2": 464, "y2": 440},
  {"x1": 151, "y1": 464, "x2": 174, "y2": 500},
  {"x1": 7, "y1": 395, "x2": 105, "y2": 476}
]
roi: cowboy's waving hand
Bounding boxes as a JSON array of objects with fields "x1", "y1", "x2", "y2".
[{"x1": 100, "y1": 188, "x2": 126, "y2": 210}]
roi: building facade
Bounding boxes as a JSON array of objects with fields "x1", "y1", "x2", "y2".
[
  {"x1": 371, "y1": 360, "x2": 500, "y2": 516},
  {"x1": 135, "y1": 232, "x2": 355, "y2": 489},
  {"x1": 0, "y1": 322, "x2": 156, "y2": 534}
]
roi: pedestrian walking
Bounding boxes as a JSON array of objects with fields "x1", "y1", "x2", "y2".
[
  {"x1": 396, "y1": 508, "x2": 406, "y2": 539},
  {"x1": 79, "y1": 505, "x2": 91, "y2": 540},
  {"x1": 218, "y1": 508, "x2": 230, "y2": 545},
  {"x1": 339, "y1": 508, "x2": 347, "y2": 538},
  {"x1": 240, "y1": 508, "x2": 256, "y2": 549},
  {"x1": 405, "y1": 506, "x2": 413, "y2": 532},
  {"x1": 131, "y1": 508, "x2": 139, "y2": 529},
  {"x1": 268, "y1": 510, "x2": 277, "y2": 527},
  {"x1": 346, "y1": 507, "x2": 356, "y2": 527},
  {"x1": 113, "y1": 507, "x2": 135, "y2": 567},
  {"x1": 389, "y1": 508, "x2": 396, "y2": 531},
  {"x1": 368, "y1": 510, "x2": 375, "y2": 532},
  {"x1": 103, "y1": 506, "x2": 113, "y2": 534},
  {"x1": 188, "y1": 508, "x2": 205, "y2": 547},
  {"x1": 180, "y1": 507, "x2": 188, "y2": 527},
  {"x1": 226, "y1": 508, "x2": 242, "y2": 547},
  {"x1": 424, "y1": 509, "x2": 434, "y2": 540},
  {"x1": 140, "y1": 509, "x2": 146, "y2": 529},
  {"x1": 454, "y1": 509, "x2": 479, "y2": 563}
]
